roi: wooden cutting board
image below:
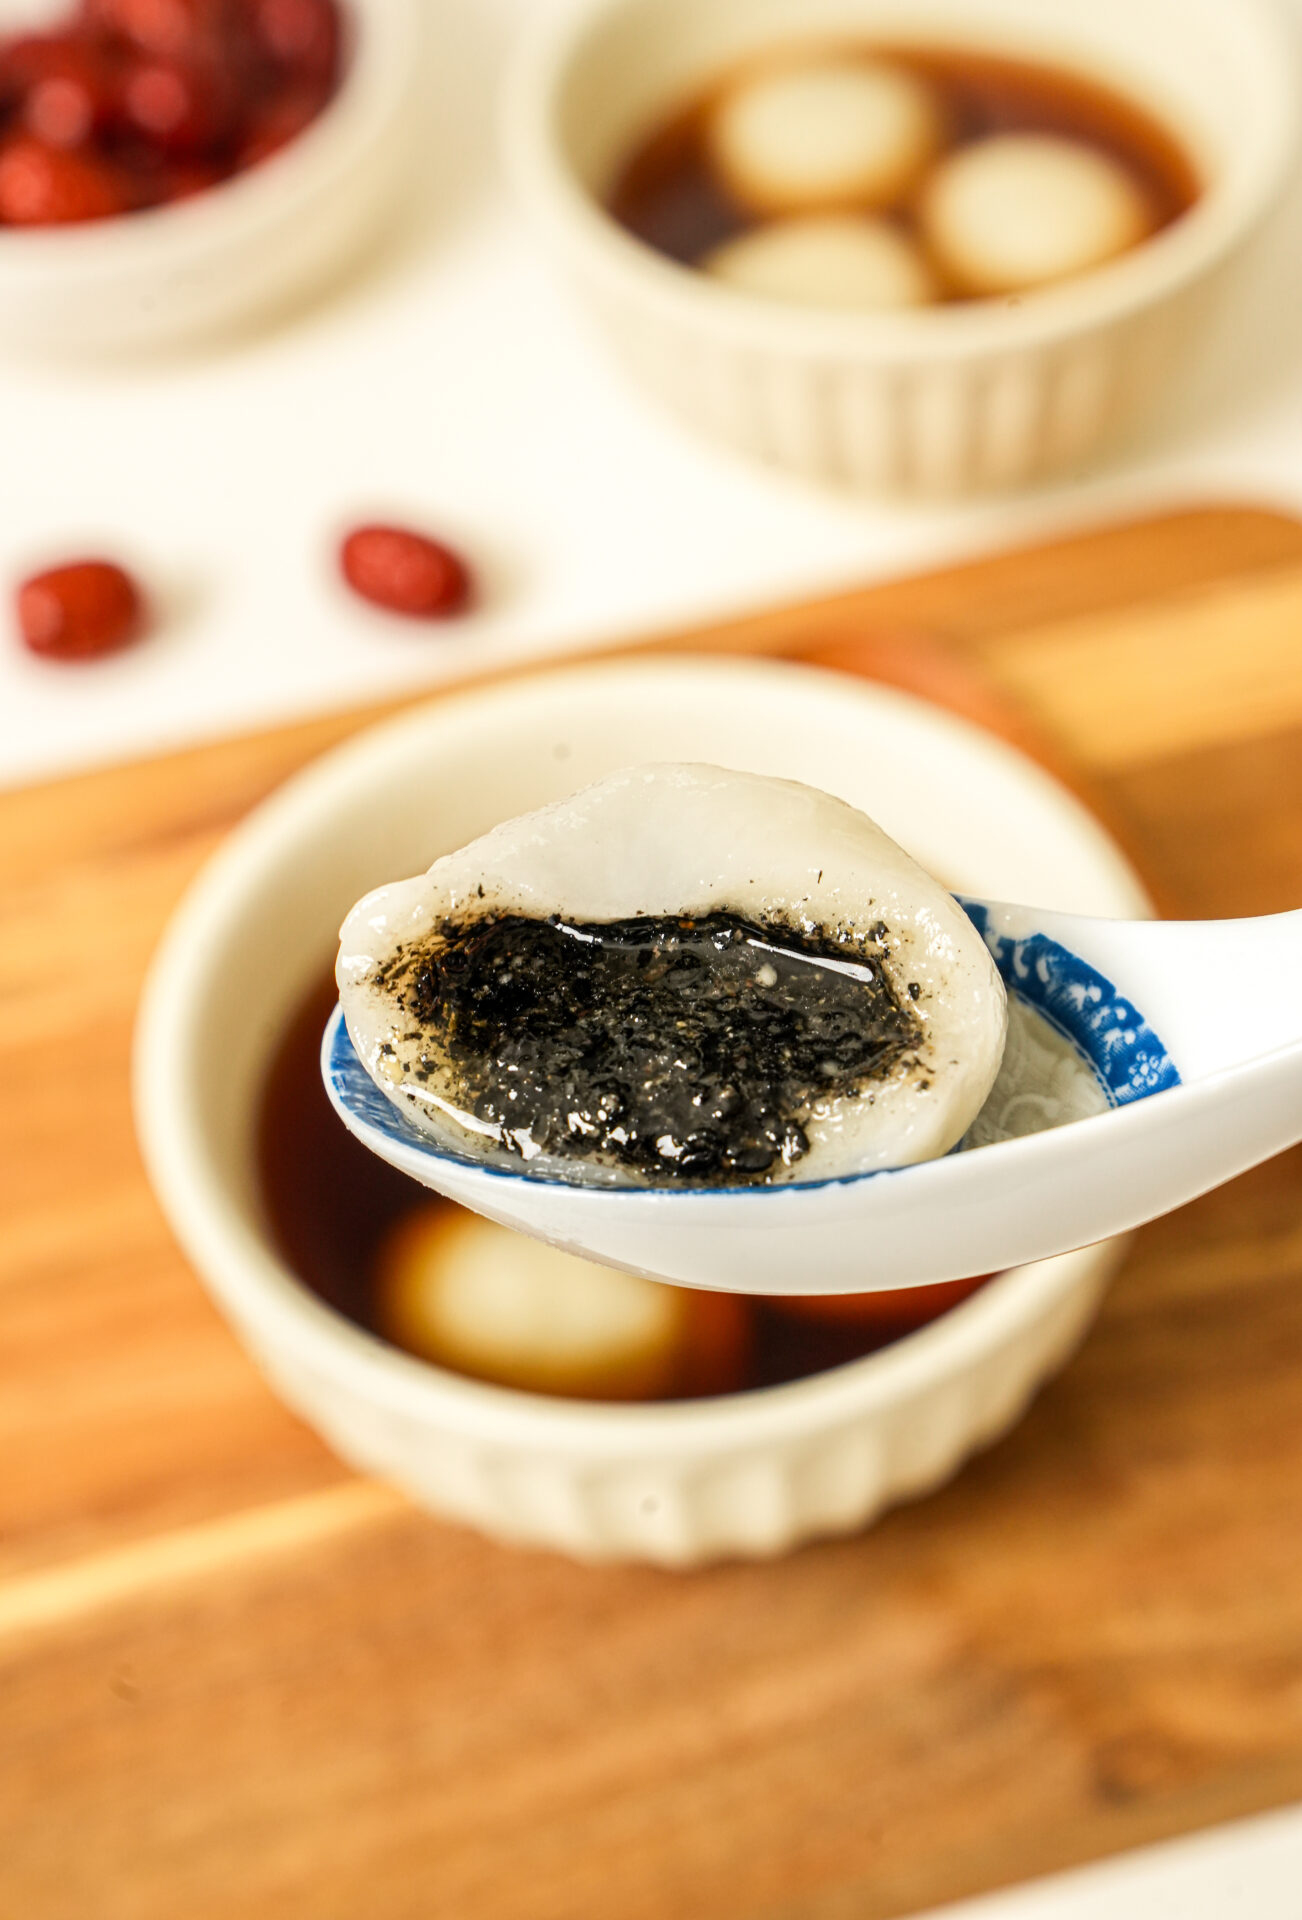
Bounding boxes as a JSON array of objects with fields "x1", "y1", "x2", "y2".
[{"x1": 5, "y1": 505, "x2": 1302, "y2": 1920}]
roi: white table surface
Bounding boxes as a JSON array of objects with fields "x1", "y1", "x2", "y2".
[
  {"x1": 4, "y1": 0, "x2": 1302, "y2": 794},
  {"x1": 916, "y1": 1805, "x2": 1302, "y2": 1920},
  {"x1": 6, "y1": 0, "x2": 1302, "y2": 1906}
]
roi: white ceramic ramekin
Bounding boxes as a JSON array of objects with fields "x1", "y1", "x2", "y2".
[
  {"x1": 134, "y1": 655, "x2": 1149, "y2": 1564},
  {"x1": 503, "y1": 0, "x2": 1296, "y2": 494},
  {"x1": 0, "y1": 0, "x2": 420, "y2": 355}
]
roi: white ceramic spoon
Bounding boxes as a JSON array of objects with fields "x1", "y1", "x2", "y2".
[{"x1": 323, "y1": 901, "x2": 1302, "y2": 1296}]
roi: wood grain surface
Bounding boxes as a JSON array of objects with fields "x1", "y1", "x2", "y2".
[{"x1": 5, "y1": 506, "x2": 1302, "y2": 1920}]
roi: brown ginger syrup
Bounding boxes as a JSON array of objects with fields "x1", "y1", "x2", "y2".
[
  {"x1": 608, "y1": 44, "x2": 1200, "y2": 287},
  {"x1": 257, "y1": 969, "x2": 994, "y2": 1401}
]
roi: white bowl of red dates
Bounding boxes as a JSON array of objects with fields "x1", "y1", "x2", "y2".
[
  {"x1": 0, "y1": 0, "x2": 420, "y2": 354},
  {"x1": 135, "y1": 654, "x2": 1150, "y2": 1565},
  {"x1": 503, "y1": 0, "x2": 1296, "y2": 493}
]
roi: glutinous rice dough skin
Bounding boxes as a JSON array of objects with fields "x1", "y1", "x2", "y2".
[{"x1": 337, "y1": 764, "x2": 1008, "y2": 1186}]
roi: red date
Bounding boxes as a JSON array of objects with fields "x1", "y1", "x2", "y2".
[
  {"x1": 0, "y1": 136, "x2": 130, "y2": 223},
  {"x1": 16, "y1": 559, "x2": 146, "y2": 661},
  {"x1": 82, "y1": 0, "x2": 232, "y2": 61},
  {"x1": 252, "y1": 0, "x2": 339, "y2": 84},
  {"x1": 2, "y1": 38, "x2": 119, "y2": 149},
  {"x1": 120, "y1": 57, "x2": 236, "y2": 156},
  {"x1": 339, "y1": 525, "x2": 472, "y2": 620}
]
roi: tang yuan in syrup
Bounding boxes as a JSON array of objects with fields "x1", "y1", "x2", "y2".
[{"x1": 706, "y1": 54, "x2": 944, "y2": 216}]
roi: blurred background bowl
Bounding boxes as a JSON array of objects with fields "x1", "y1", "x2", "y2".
[
  {"x1": 503, "y1": 0, "x2": 1297, "y2": 494},
  {"x1": 0, "y1": 0, "x2": 421, "y2": 356},
  {"x1": 135, "y1": 654, "x2": 1150, "y2": 1564}
]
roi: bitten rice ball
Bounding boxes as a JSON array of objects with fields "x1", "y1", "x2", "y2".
[
  {"x1": 707, "y1": 55, "x2": 944, "y2": 216},
  {"x1": 338, "y1": 765, "x2": 1008, "y2": 1187},
  {"x1": 921, "y1": 133, "x2": 1152, "y2": 296},
  {"x1": 703, "y1": 213, "x2": 936, "y2": 309}
]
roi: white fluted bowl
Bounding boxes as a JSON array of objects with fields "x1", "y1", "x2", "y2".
[
  {"x1": 503, "y1": 0, "x2": 1296, "y2": 494},
  {"x1": 0, "y1": 0, "x2": 421, "y2": 356},
  {"x1": 135, "y1": 655, "x2": 1148, "y2": 1564}
]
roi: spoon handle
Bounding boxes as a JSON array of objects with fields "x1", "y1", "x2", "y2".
[{"x1": 984, "y1": 905, "x2": 1302, "y2": 1079}]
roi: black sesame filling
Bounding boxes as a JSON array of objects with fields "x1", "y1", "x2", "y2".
[{"x1": 373, "y1": 910, "x2": 923, "y2": 1184}]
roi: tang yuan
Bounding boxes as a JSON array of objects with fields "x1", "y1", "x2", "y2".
[
  {"x1": 704, "y1": 214, "x2": 936, "y2": 310},
  {"x1": 374, "y1": 1207, "x2": 751, "y2": 1399},
  {"x1": 706, "y1": 56, "x2": 943, "y2": 217},
  {"x1": 336, "y1": 765, "x2": 1008, "y2": 1189},
  {"x1": 922, "y1": 133, "x2": 1152, "y2": 296}
]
